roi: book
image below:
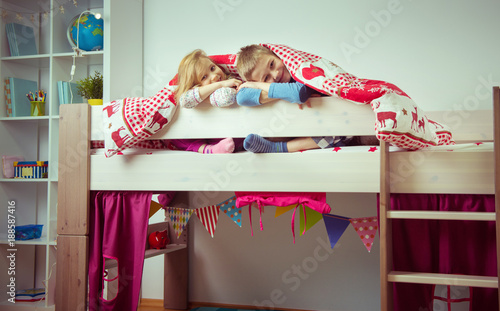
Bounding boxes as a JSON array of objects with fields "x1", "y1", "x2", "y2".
[
  {"x1": 5, "y1": 23, "x2": 38, "y2": 56},
  {"x1": 7, "y1": 77, "x2": 38, "y2": 117},
  {"x1": 5, "y1": 23, "x2": 17, "y2": 56},
  {"x1": 4, "y1": 78, "x2": 12, "y2": 116},
  {"x1": 15, "y1": 288, "x2": 45, "y2": 302},
  {"x1": 57, "y1": 81, "x2": 64, "y2": 106},
  {"x1": 57, "y1": 81, "x2": 83, "y2": 105}
]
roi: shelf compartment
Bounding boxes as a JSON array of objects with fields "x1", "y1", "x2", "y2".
[
  {"x1": 0, "y1": 116, "x2": 50, "y2": 121},
  {"x1": 0, "y1": 178, "x2": 49, "y2": 183},
  {"x1": 104, "y1": 245, "x2": 187, "y2": 269},
  {"x1": 0, "y1": 55, "x2": 50, "y2": 67},
  {"x1": 0, "y1": 234, "x2": 55, "y2": 246}
]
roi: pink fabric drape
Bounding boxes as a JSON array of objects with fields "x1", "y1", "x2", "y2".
[
  {"x1": 382, "y1": 194, "x2": 497, "y2": 311},
  {"x1": 235, "y1": 192, "x2": 331, "y2": 241},
  {"x1": 88, "y1": 191, "x2": 152, "y2": 311}
]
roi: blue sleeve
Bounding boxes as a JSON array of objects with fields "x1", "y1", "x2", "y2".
[
  {"x1": 268, "y1": 82, "x2": 313, "y2": 104},
  {"x1": 236, "y1": 87, "x2": 262, "y2": 106}
]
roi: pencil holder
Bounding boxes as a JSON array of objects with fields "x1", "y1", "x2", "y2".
[
  {"x1": 87, "y1": 99, "x2": 103, "y2": 106},
  {"x1": 30, "y1": 101, "x2": 45, "y2": 116}
]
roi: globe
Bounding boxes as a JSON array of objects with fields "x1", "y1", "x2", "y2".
[{"x1": 67, "y1": 12, "x2": 103, "y2": 51}]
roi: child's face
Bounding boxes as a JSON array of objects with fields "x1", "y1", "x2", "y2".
[
  {"x1": 198, "y1": 58, "x2": 226, "y2": 86},
  {"x1": 248, "y1": 54, "x2": 291, "y2": 83}
]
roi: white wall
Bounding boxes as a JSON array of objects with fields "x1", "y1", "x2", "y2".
[
  {"x1": 143, "y1": 0, "x2": 500, "y2": 112},
  {"x1": 141, "y1": 0, "x2": 500, "y2": 310},
  {"x1": 144, "y1": 192, "x2": 380, "y2": 311}
]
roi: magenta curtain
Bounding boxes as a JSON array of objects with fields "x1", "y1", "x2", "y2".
[
  {"x1": 88, "y1": 191, "x2": 152, "y2": 311},
  {"x1": 385, "y1": 194, "x2": 497, "y2": 311}
]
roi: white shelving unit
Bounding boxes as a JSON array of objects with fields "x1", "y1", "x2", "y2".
[
  {"x1": 0, "y1": 0, "x2": 104, "y2": 309},
  {"x1": 0, "y1": 0, "x2": 143, "y2": 309}
]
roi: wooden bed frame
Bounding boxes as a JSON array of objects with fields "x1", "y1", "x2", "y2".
[{"x1": 55, "y1": 91, "x2": 499, "y2": 310}]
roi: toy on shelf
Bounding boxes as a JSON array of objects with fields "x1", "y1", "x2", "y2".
[
  {"x1": 13, "y1": 161, "x2": 48, "y2": 178},
  {"x1": 15, "y1": 224, "x2": 43, "y2": 241},
  {"x1": 148, "y1": 229, "x2": 170, "y2": 249}
]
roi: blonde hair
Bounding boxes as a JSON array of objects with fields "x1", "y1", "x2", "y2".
[
  {"x1": 175, "y1": 49, "x2": 223, "y2": 102},
  {"x1": 236, "y1": 44, "x2": 276, "y2": 81}
]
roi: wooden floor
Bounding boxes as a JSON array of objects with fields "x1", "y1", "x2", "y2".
[
  {"x1": 138, "y1": 306, "x2": 185, "y2": 311},
  {"x1": 137, "y1": 300, "x2": 309, "y2": 311},
  {"x1": 137, "y1": 299, "x2": 183, "y2": 311}
]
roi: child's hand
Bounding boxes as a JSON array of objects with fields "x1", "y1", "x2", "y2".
[
  {"x1": 237, "y1": 82, "x2": 271, "y2": 93},
  {"x1": 298, "y1": 99, "x2": 312, "y2": 110},
  {"x1": 220, "y1": 78, "x2": 242, "y2": 88}
]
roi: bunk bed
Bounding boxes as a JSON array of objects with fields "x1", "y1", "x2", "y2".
[{"x1": 55, "y1": 88, "x2": 498, "y2": 310}]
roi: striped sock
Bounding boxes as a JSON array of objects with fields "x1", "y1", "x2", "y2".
[{"x1": 243, "y1": 134, "x2": 288, "y2": 153}]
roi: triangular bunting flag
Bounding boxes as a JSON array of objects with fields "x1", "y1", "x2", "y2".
[
  {"x1": 149, "y1": 201, "x2": 162, "y2": 218},
  {"x1": 299, "y1": 206, "x2": 324, "y2": 235},
  {"x1": 196, "y1": 205, "x2": 220, "y2": 238},
  {"x1": 323, "y1": 214, "x2": 351, "y2": 249},
  {"x1": 275, "y1": 204, "x2": 296, "y2": 217},
  {"x1": 350, "y1": 216, "x2": 378, "y2": 252},
  {"x1": 164, "y1": 207, "x2": 194, "y2": 238},
  {"x1": 219, "y1": 196, "x2": 242, "y2": 227}
]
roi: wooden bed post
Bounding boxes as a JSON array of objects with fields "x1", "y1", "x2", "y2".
[
  {"x1": 56, "y1": 104, "x2": 91, "y2": 311},
  {"x1": 379, "y1": 140, "x2": 393, "y2": 311},
  {"x1": 494, "y1": 86, "x2": 500, "y2": 309},
  {"x1": 163, "y1": 191, "x2": 190, "y2": 309}
]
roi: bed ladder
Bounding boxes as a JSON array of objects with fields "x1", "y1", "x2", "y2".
[{"x1": 379, "y1": 86, "x2": 500, "y2": 310}]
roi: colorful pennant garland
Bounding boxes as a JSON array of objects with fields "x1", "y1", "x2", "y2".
[
  {"x1": 322, "y1": 214, "x2": 351, "y2": 249},
  {"x1": 162, "y1": 195, "x2": 378, "y2": 253},
  {"x1": 299, "y1": 206, "x2": 324, "y2": 235},
  {"x1": 219, "y1": 196, "x2": 242, "y2": 227},
  {"x1": 275, "y1": 204, "x2": 295, "y2": 217},
  {"x1": 195, "y1": 205, "x2": 220, "y2": 238},
  {"x1": 349, "y1": 217, "x2": 378, "y2": 252},
  {"x1": 164, "y1": 207, "x2": 194, "y2": 238}
]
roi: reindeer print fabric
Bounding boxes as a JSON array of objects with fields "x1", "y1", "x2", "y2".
[
  {"x1": 262, "y1": 44, "x2": 454, "y2": 149},
  {"x1": 103, "y1": 54, "x2": 239, "y2": 157},
  {"x1": 102, "y1": 85, "x2": 178, "y2": 157},
  {"x1": 102, "y1": 45, "x2": 453, "y2": 156}
]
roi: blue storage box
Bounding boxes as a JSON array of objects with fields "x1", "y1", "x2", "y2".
[
  {"x1": 13, "y1": 161, "x2": 48, "y2": 178},
  {"x1": 15, "y1": 224, "x2": 43, "y2": 240}
]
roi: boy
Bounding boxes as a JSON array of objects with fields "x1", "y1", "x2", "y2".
[{"x1": 235, "y1": 44, "x2": 370, "y2": 153}]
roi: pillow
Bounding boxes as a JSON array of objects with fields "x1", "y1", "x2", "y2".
[{"x1": 103, "y1": 85, "x2": 178, "y2": 157}]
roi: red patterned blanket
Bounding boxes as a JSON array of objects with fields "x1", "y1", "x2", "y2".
[{"x1": 102, "y1": 44, "x2": 453, "y2": 157}]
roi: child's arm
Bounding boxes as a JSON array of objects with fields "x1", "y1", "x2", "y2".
[
  {"x1": 268, "y1": 82, "x2": 314, "y2": 104},
  {"x1": 209, "y1": 87, "x2": 237, "y2": 108},
  {"x1": 236, "y1": 85, "x2": 274, "y2": 107},
  {"x1": 236, "y1": 82, "x2": 314, "y2": 107},
  {"x1": 198, "y1": 78, "x2": 241, "y2": 101},
  {"x1": 179, "y1": 79, "x2": 241, "y2": 108}
]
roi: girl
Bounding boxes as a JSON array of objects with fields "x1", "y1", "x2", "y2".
[
  {"x1": 169, "y1": 49, "x2": 243, "y2": 154},
  {"x1": 175, "y1": 49, "x2": 241, "y2": 108}
]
